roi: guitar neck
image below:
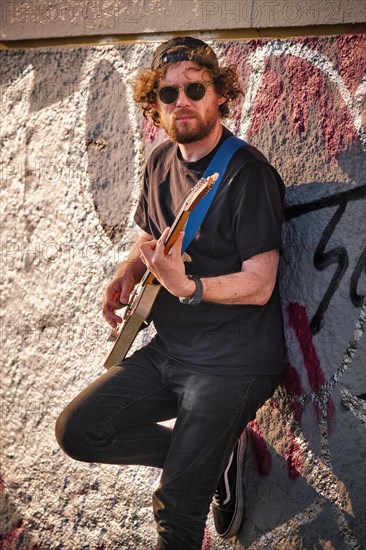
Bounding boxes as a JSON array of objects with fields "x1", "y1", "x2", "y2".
[
  {"x1": 140, "y1": 173, "x2": 217, "y2": 287},
  {"x1": 142, "y1": 209, "x2": 190, "y2": 286}
]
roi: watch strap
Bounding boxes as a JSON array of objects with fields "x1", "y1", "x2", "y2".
[{"x1": 179, "y1": 274, "x2": 203, "y2": 306}]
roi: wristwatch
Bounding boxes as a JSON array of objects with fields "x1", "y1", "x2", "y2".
[{"x1": 179, "y1": 274, "x2": 203, "y2": 306}]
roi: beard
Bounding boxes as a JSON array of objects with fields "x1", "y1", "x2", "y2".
[{"x1": 159, "y1": 107, "x2": 219, "y2": 144}]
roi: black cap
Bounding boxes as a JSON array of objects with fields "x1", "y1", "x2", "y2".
[{"x1": 151, "y1": 36, "x2": 219, "y2": 70}]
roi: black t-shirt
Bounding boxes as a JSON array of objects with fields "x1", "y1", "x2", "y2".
[{"x1": 134, "y1": 126, "x2": 286, "y2": 375}]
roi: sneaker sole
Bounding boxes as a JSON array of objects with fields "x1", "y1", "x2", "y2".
[{"x1": 220, "y1": 430, "x2": 247, "y2": 539}]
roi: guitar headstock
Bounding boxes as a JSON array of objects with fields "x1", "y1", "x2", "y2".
[{"x1": 183, "y1": 172, "x2": 219, "y2": 212}]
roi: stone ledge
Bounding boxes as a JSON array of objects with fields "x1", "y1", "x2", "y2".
[{"x1": 1, "y1": 0, "x2": 366, "y2": 41}]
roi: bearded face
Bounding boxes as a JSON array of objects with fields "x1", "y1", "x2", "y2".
[
  {"x1": 156, "y1": 62, "x2": 224, "y2": 145},
  {"x1": 159, "y1": 104, "x2": 219, "y2": 144}
]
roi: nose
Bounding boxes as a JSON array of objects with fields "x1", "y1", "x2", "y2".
[{"x1": 175, "y1": 88, "x2": 191, "y2": 107}]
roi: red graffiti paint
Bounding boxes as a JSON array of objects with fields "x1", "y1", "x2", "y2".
[
  {"x1": 245, "y1": 39, "x2": 359, "y2": 161},
  {"x1": 283, "y1": 357, "x2": 304, "y2": 423},
  {"x1": 202, "y1": 526, "x2": 212, "y2": 550},
  {"x1": 0, "y1": 522, "x2": 42, "y2": 549},
  {"x1": 287, "y1": 302, "x2": 335, "y2": 432},
  {"x1": 279, "y1": 302, "x2": 338, "y2": 478},
  {"x1": 287, "y1": 302, "x2": 324, "y2": 390},
  {"x1": 248, "y1": 420, "x2": 272, "y2": 476},
  {"x1": 284, "y1": 432, "x2": 303, "y2": 479},
  {"x1": 336, "y1": 35, "x2": 366, "y2": 94},
  {"x1": 142, "y1": 117, "x2": 160, "y2": 144},
  {"x1": 0, "y1": 474, "x2": 42, "y2": 549},
  {"x1": 0, "y1": 519, "x2": 26, "y2": 549},
  {"x1": 284, "y1": 52, "x2": 357, "y2": 160},
  {"x1": 248, "y1": 59, "x2": 285, "y2": 137}
]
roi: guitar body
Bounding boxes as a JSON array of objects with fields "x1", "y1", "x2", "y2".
[
  {"x1": 104, "y1": 281, "x2": 161, "y2": 369},
  {"x1": 103, "y1": 172, "x2": 218, "y2": 370}
]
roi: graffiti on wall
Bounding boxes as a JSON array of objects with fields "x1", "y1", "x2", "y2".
[{"x1": 1, "y1": 34, "x2": 365, "y2": 548}]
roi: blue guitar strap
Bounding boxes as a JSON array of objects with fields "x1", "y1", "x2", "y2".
[{"x1": 181, "y1": 136, "x2": 247, "y2": 253}]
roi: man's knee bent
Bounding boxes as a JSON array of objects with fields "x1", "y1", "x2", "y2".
[{"x1": 55, "y1": 403, "x2": 96, "y2": 463}]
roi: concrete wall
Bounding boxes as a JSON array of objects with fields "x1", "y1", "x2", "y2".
[{"x1": 1, "y1": 33, "x2": 365, "y2": 549}]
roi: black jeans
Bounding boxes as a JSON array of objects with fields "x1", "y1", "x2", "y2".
[{"x1": 55, "y1": 342, "x2": 282, "y2": 549}]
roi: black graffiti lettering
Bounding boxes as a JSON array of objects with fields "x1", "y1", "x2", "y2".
[
  {"x1": 311, "y1": 202, "x2": 348, "y2": 334},
  {"x1": 350, "y1": 246, "x2": 366, "y2": 307},
  {"x1": 285, "y1": 185, "x2": 366, "y2": 222},
  {"x1": 285, "y1": 185, "x2": 366, "y2": 333}
]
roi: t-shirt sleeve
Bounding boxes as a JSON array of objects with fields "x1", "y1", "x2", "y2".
[
  {"x1": 233, "y1": 161, "x2": 284, "y2": 261},
  {"x1": 133, "y1": 166, "x2": 151, "y2": 233}
]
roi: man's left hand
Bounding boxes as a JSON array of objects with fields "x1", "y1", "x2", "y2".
[{"x1": 139, "y1": 227, "x2": 195, "y2": 298}]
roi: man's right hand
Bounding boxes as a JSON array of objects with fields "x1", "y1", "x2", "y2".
[
  {"x1": 102, "y1": 271, "x2": 136, "y2": 328},
  {"x1": 102, "y1": 230, "x2": 153, "y2": 328}
]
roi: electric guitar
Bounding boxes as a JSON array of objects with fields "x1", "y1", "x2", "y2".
[{"x1": 104, "y1": 172, "x2": 219, "y2": 369}]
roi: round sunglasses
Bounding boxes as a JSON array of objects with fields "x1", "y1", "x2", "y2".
[{"x1": 156, "y1": 81, "x2": 213, "y2": 104}]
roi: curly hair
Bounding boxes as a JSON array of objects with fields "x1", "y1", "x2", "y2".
[{"x1": 132, "y1": 45, "x2": 243, "y2": 127}]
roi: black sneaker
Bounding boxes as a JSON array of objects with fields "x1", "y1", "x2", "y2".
[{"x1": 211, "y1": 430, "x2": 247, "y2": 539}]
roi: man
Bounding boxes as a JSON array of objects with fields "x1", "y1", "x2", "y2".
[{"x1": 56, "y1": 37, "x2": 285, "y2": 549}]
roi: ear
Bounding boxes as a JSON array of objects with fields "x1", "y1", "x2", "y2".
[{"x1": 217, "y1": 95, "x2": 226, "y2": 105}]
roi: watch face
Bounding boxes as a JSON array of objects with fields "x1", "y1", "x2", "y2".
[{"x1": 179, "y1": 296, "x2": 200, "y2": 306}]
